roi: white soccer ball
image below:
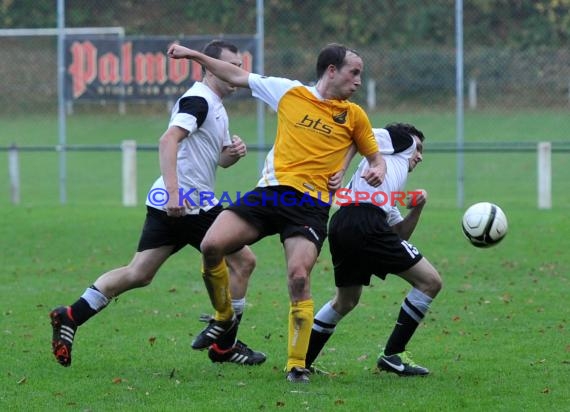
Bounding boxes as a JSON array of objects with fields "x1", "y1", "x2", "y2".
[{"x1": 461, "y1": 202, "x2": 508, "y2": 248}]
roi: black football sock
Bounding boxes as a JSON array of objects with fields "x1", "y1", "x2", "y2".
[
  {"x1": 384, "y1": 288, "x2": 432, "y2": 355},
  {"x1": 69, "y1": 285, "x2": 110, "y2": 326},
  {"x1": 305, "y1": 327, "x2": 333, "y2": 368},
  {"x1": 305, "y1": 301, "x2": 343, "y2": 368}
]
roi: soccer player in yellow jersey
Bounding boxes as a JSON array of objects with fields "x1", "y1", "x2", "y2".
[{"x1": 168, "y1": 42, "x2": 386, "y2": 383}]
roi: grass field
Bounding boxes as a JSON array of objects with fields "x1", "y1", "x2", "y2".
[{"x1": 1, "y1": 108, "x2": 569, "y2": 411}]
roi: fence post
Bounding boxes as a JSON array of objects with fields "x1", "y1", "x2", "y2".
[
  {"x1": 537, "y1": 142, "x2": 551, "y2": 210},
  {"x1": 8, "y1": 144, "x2": 20, "y2": 204},
  {"x1": 468, "y1": 78, "x2": 477, "y2": 109},
  {"x1": 366, "y1": 79, "x2": 376, "y2": 110},
  {"x1": 121, "y1": 140, "x2": 137, "y2": 207}
]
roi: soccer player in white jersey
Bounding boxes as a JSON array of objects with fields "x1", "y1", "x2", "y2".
[
  {"x1": 305, "y1": 123, "x2": 443, "y2": 376},
  {"x1": 49, "y1": 40, "x2": 266, "y2": 367}
]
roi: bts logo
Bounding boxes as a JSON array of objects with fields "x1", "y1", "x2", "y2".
[{"x1": 296, "y1": 115, "x2": 333, "y2": 135}]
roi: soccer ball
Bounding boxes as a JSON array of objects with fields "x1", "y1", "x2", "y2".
[{"x1": 461, "y1": 202, "x2": 508, "y2": 248}]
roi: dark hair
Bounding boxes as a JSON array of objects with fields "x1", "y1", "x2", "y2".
[
  {"x1": 315, "y1": 43, "x2": 360, "y2": 79},
  {"x1": 385, "y1": 123, "x2": 426, "y2": 142},
  {"x1": 201, "y1": 40, "x2": 239, "y2": 75}
]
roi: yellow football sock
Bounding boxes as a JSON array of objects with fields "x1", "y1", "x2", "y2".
[
  {"x1": 202, "y1": 260, "x2": 233, "y2": 322},
  {"x1": 286, "y1": 299, "x2": 314, "y2": 371}
]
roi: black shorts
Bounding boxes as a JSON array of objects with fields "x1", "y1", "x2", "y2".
[
  {"x1": 328, "y1": 203, "x2": 423, "y2": 287},
  {"x1": 137, "y1": 205, "x2": 223, "y2": 254},
  {"x1": 227, "y1": 185, "x2": 330, "y2": 253}
]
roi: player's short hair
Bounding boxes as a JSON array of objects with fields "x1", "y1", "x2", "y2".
[
  {"x1": 316, "y1": 43, "x2": 360, "y2": 79},
  {"x1": 201, "y1": 40, "x2": 239, "y2": 75},
  {"x1": 385, "y1": 123, "x2": 426, "y2": 143}
]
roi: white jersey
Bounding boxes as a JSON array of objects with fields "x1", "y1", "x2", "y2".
[
  {"x1": 344, "y1": 128, "x2": 416, "y2": 226},
  {"x1": 145, "y1": 81, "x2": 232, "y2": 213}
]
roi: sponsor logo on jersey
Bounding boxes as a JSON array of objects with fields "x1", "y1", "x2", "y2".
[
  {"x1": 332, "y1": 110, "x2": 347, "y2": 124},
  {"x1": 295, "y1": 114, "x2": 333, "y2": 135}
]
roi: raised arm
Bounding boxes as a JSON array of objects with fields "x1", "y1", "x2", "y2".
[
  {"x1": 391, "y1": 189, "x2": 428, "y2": 240},
  {"x1": 168, "y1": 43, "x2": 250, "y2": 88}
]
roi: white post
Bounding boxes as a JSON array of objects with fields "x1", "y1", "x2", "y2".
[
  {"x1": 468, "y1": 78, "x2": 477, "y2": 109},
  {"x1": 122, "y1": 140, "x2": 137, "y2": 206},
  {"x1": 537, "y1": 142, "x2": 551, "y2": 210},
  {"x1": 8, "y1": 144, "x2": 20, "y2": 204},
  {"x1": 367, "y1": 79, "x2": 376, "y2": 110}
]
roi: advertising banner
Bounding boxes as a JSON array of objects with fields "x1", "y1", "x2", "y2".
[{"x1": 65, "y1": 35, "x2": 255, "y2": 100}]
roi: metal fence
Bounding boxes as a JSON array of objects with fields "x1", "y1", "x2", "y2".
[
  {"x1": 1, "y1": 1, "x2": 569, "y2": 113},
  {"x1": 1, "y1": 0, "x2": 569, "y2": 208}
]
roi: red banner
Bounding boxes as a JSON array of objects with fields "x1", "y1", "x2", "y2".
[{"x1": 66, "y1": 36, "x2": 255, "y2": 100}]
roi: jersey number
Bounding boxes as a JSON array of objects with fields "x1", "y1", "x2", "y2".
[{"x1": 401, "y1": 240, "x2": 420, "y2": 258}]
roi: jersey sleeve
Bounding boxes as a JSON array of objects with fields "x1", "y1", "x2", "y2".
[
  {"x1": 222, "y1": 129, "x2": 233, "y2": 148},
  {"x1": 169, "y1": 96, "x2": 209, "y2": 133},
  {"x1": 248, "y1": 73, "x2": 303, "y2": 111},
  {"x1": 387, "y1": 128, "x2": 415, "y2": 154},
  {"x1": 351, "y1": 105, "x2": 378, "y2": 157}
]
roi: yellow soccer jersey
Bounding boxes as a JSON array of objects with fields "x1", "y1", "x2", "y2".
[{"x1": 249, "y1": 74, "x2": 378, "y2": 203}]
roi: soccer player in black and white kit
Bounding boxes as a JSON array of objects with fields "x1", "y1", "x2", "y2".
[
  {"x1": 49, "y1": 40, "x2": 266, "y2": 367},
  {"x1": 305, "y1": 123, "x2": 443, "y2": 376}
]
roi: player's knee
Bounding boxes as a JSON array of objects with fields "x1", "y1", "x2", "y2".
[
  {"x1": 426, "y1": 269, "x2": 443, "y2": 297},
  {"x1": 288, "y1": 273, "x2": 308, "y2": 299},
  {"x1": 200, "y1": 237, "x2": 223, "y2": 263}
]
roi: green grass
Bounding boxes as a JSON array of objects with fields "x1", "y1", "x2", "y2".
[
  {"x1": 2, "y1": 206, "x2": 569, "y2": 411},
  {"x1": 1, "y1": 105, "x2": 570, "y2": 147},
  {"x1": 1, "y1": 107, "x2": 570, "y2": 209},
  {"x1": 1, "y1": 108, "x2": 569, "y2": 411}
]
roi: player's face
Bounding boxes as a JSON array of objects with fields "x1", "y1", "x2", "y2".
[
  {"x1": 332, "y1": 52, "x2": 363, "y2": 100},
  {"x1": 214, "y1": 48, "x2": 242, "y2": 96},
  {"x1": 408, "y1": 136, "x2": 424, "y2": 172}
]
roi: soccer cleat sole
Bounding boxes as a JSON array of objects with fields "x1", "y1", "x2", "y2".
[{"x1": 50, "y1": 307, "x2": 76, "y2": 367}]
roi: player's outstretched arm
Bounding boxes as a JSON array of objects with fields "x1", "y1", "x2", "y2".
[
  {"x1": 392, "y1": 189, "x2": 428, "y2": 240},
  {"x1": 167, "y1": 43, "x2": 250, "y2": 88}
]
